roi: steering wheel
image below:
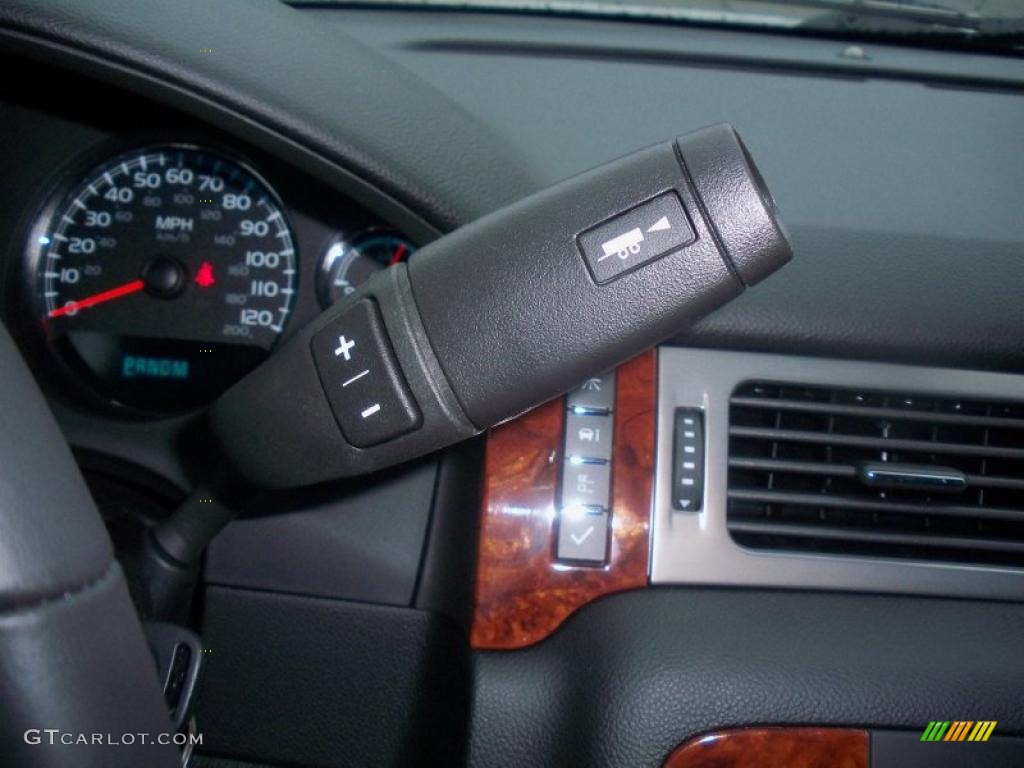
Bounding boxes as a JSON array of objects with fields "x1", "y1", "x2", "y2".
[{"x1": 0, "y1": 325, "x2": 179, "y2": 767}]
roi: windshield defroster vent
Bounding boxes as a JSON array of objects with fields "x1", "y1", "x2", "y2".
[{"x1": 726, "y1": 382, "x2": 1024, "y2": 568}]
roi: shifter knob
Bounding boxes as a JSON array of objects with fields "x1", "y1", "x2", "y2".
[{"x1": 212, "y1": 124, "x2": 792, "y2": 487}]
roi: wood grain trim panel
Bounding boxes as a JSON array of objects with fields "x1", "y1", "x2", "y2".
[
  {"x1": 664, "y1": 727, "x2": 869, "y2": 768},
  {"x1": 471, "y1": 350, "x2": 655, "y2": 650}
]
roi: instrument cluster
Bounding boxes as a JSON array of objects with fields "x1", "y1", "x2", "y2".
[{"x1": 11, "y1": 140, "x2": 419, "y2": 416}]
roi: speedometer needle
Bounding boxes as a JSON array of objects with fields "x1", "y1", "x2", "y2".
[
  {"x1": 47, "y1": 279, "x2": 146, "y2": 319},
  {"x1": 388, "y1": 243, "x2": 408, "y2": 266}
]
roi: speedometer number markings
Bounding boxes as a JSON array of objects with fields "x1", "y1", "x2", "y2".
[{"x1": 30, "y1": 145, "x2": 297, "y2": 412}]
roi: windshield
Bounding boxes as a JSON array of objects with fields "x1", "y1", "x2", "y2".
[{"x1": 294, "y1": 0, "x2": 1024, "y2": 54}]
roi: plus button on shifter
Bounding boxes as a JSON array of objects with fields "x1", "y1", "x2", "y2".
[
  {"x1": 311, "y1": 299, "x2": 421, "y2": 447},
  {"x1": 334, "y1": 335, "x2": 356, "y2": 360}
]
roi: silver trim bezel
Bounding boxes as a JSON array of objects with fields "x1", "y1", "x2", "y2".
[{"x1": 652, "y1": 348, "x2": 1024, "y2": 599}]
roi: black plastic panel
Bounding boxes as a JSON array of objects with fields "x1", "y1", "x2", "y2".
[
  {"x1": 203, "y1": 458, "x2": 438, "y2": 606},
  {"x1": 413, "y1": 438, "x2": 485, "y2": 633},
  {"x1": 197, "y1": 587, "x2": 469, "y2": 768}
]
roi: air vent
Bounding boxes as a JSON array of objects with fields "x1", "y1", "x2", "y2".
[{"x1": 727, "y1": 382, "x2": 1024, "y2": 568}]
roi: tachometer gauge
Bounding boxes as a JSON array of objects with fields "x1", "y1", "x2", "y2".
[
  {"x1": 25, "y1": 145, "x2": 297, "y2": 413},
  {"x1": 317, "y1": 230, "x2": 416, "y2": 308}
]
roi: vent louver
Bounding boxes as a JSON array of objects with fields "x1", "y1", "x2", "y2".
[{"x1": 727, "y1": 382, "x2": 1024, "y2": 568}]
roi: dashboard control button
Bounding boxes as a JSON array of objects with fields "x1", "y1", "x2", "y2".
[
  {"x1": 561, "y1": 460, "x2": 610, "y2": 512},
  {"x1": 567, "y1": 372, "x2": 615, "y2": 414},
  {"x1": 672, "y1": 408, "x2": 705, "y2": 511},
  {"x1": 565, "y1": 412, "x2": 613, "y2": 461},
  {"x1": 557, "y1": 507, "x2": 609, "y2": 564},
  {"x1": 311, "y1": 299, "x2": 421, "y2": 447},
  {"x1": 576, "y1": 192, "x2": 695, "y2": 284}
]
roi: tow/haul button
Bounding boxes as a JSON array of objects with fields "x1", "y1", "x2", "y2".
[
  {"x1": 311, "y1": 299, "x2": 421, "y2": 448},
  {"x1": 576, "y1": 191, "x2": 696, "y2": 284}
]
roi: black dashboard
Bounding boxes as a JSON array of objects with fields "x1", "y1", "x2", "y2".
[{"x1": 1, "y1": 1, "x2": 1023, "y2": 767}]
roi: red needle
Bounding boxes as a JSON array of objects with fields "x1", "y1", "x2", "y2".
[
  {"x1": 47, "y1": 279, "x2": 146, "y2": 319},
  {"x1": 388, "y1": 243, "x2": 408, "y2": 266}
]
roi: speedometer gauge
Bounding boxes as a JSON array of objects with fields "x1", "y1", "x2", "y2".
[{"x1": 24, "y1": 145, "x2": 297, "y2": 413}]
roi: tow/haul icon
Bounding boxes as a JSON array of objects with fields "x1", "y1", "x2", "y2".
[
  {"x1": 599, "y1": 227, "x2": 644, "y2": 261},
  {"x1": 597, "y1": 215, "x2": 673, "y2": 262}
]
